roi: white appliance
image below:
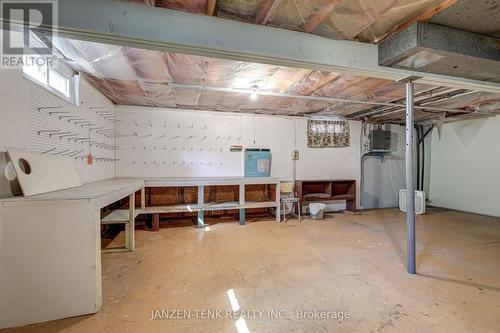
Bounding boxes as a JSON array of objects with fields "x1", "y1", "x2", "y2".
[{"x1": 399, "y1": 189, "x2": 426, "y2": 215}]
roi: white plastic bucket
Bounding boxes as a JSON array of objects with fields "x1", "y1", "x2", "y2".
[{"x1": 309, "y1": 203, "x2": 326, "y2": 220}]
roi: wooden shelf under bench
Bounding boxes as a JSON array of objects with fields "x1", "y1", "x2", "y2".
[
  {"x1": 137, "y1": 177, "x2": 281, "y2": 230},
  {"x1": 295, "y1": 179, "x2": 356, "y2": 212}
]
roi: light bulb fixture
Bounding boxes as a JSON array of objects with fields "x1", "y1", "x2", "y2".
[{"x1": 250, "y1": 85, "x2": 258, "y2": 101}]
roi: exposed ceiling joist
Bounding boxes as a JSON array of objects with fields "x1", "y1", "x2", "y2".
[
  {"x1": 299, "y1": 72, "x2": 341, "y2": 95},
  {"x1": 206, "y1": 0, "x2": 217, "y2": 16},
  {"x1": 12, "y1": 0, "x2": 499, "y2": 95},
  {"x1": 255, "y1": 0, "x2": 281, "y2": 25},
  {"x1": 443, "y1": 112, "x2": 497, "y2": 123},
  {"x1": 369, "y1": 89, "x2": 474, "y2": 119},
  {"x1": 168, "y1": 82, "x2": 470, "y2": 114},
  {"x1": 281, "y1": 68, "x2": 311, "y2": 93},
  {"x1": 304, "y1": 0, "x2": 342, "y2": 33},
  {"x1": 371, "y1": 0, "x2": 458, "y2": 43},
  {"x1": 349, "y1": 0, "x2": 399, "y2": 40},
  {"x1": 349, "y1": 87, "x2": 458, "y2": 118}
]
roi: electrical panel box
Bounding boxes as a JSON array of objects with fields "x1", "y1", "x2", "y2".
[
  {"x1": 244, "y1": 149, "x2": 271, "y2": 177},
  {"x1": 369, "y1": 129, "x2": 391, "y2": 151}
]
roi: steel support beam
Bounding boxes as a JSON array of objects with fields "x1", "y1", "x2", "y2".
[
  {"x1": 5, "y1": 0, "x2": 499, "y2": 93},
  {"x1": 404, "y1": 79, "x2": 416, "y2": 274}
]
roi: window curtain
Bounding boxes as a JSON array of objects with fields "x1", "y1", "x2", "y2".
[{"x1": 307, "y1": 120, "x2": 350, "y2": 148}]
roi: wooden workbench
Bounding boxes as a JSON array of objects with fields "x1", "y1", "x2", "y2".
[
  {"x1": 0, "y1": 178, "x2": 144, "y2": 329},
  {"x1": 140, "y1": 177, "x2": 280, "y2": 228},
  {"x1": 0, "y1": 176, "x2": 280, "y2": 328}
]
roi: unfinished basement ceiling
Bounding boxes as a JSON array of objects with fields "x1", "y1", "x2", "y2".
[
  {"x1": 430, "y1": 0, "x2": 500, "y2": 39},
  {"x1": 47, "y1": 0, "x2": 500, "y2": 123},
  {"x1": 120, "y1": 0, "x2": 459, "y2": 44},
  {"x1": 53, "y1": 37, "x2": 500, "y2": 123}
]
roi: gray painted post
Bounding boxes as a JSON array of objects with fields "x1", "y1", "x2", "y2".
[{"x1": 406, "y1": 81, "x2": 416, "y2": 274}]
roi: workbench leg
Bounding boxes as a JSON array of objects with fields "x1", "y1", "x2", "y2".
[
  {"x1": 94, "y1": 211, "x2": 103, "y2": 310},
  {"x1": 141, "y1": 187, "x2": 146, "y2": 210},
  {"x1": 197, "y1": 211, "x2": 205, "y2": 228},
  {"x1": 152, "y1": 213, "x2": 160, "y2": 231},
  {"x1": 283, "y1": 202, "x2": 287, "y2": 223},
  {"x1": 239, "y1": 209, "x2": 245, "y2": 225},
  {"x1": 297, "y1": 202, "x2": 301, "y2": 222},
  {"x1": 275, "y1": 183, "x2": 281, "y2": 223},
  {"x1": 197, "y1": 185, "x2": 205, "y2": 228},
  {"x1": 129, "y1": 193, "x2": 135, "y2": 251},
  {"x1": 125, "y1": 221, "x2": 130, "y2": 250},
  {"x1": 238, "y1": 183, "x2": 245, "y2": 226}
]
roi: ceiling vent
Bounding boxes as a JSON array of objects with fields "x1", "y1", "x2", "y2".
[{"x1": 379, "y1": 22, "x2": 500, "y2": 83}]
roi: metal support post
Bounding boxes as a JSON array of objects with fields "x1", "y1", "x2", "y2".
[{"x1": 404, "y1": 78, "x2": 417, "y2": 274}]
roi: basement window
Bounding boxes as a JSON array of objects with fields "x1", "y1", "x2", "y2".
[
  {"x1": 48, "y1": 69, "x2": 70, "y2": 97},
  {"x1": 23, "y1": 55, "x2": 79, "y2": 105},
  {"x1": 307, "y1": 119, "x2": 350, "y2": 148}
]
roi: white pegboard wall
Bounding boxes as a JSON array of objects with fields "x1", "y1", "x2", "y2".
[
  {"x1": 30, "y1": 80, "x2": 116, "y2": 183},
  {"x1": 116, "y1": 107, "x2": 244, "y2": 178}
]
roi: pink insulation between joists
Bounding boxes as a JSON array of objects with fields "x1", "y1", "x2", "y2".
[
  {"x1": 53, "y1": 38, "x2": 499, "y2": 122},
  {"x1": 126, "y1": 0, "x2": 457, "y2": 44}
]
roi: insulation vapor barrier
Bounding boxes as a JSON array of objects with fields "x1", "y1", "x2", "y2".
[
  {"x1": 51, "y1": 37, "x2": 500, "y2": 123},
  {"x1": 139, "y1": 0, "x2": 457, "y2": 43}
]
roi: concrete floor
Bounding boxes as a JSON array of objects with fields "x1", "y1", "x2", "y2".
[{"x1": 3, "y1": 208, "x2": 500, "y2": 332}]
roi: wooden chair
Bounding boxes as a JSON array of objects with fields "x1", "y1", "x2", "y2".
[{"x1": 280, "y1": 181, "x2": 301, "y2": 223}]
